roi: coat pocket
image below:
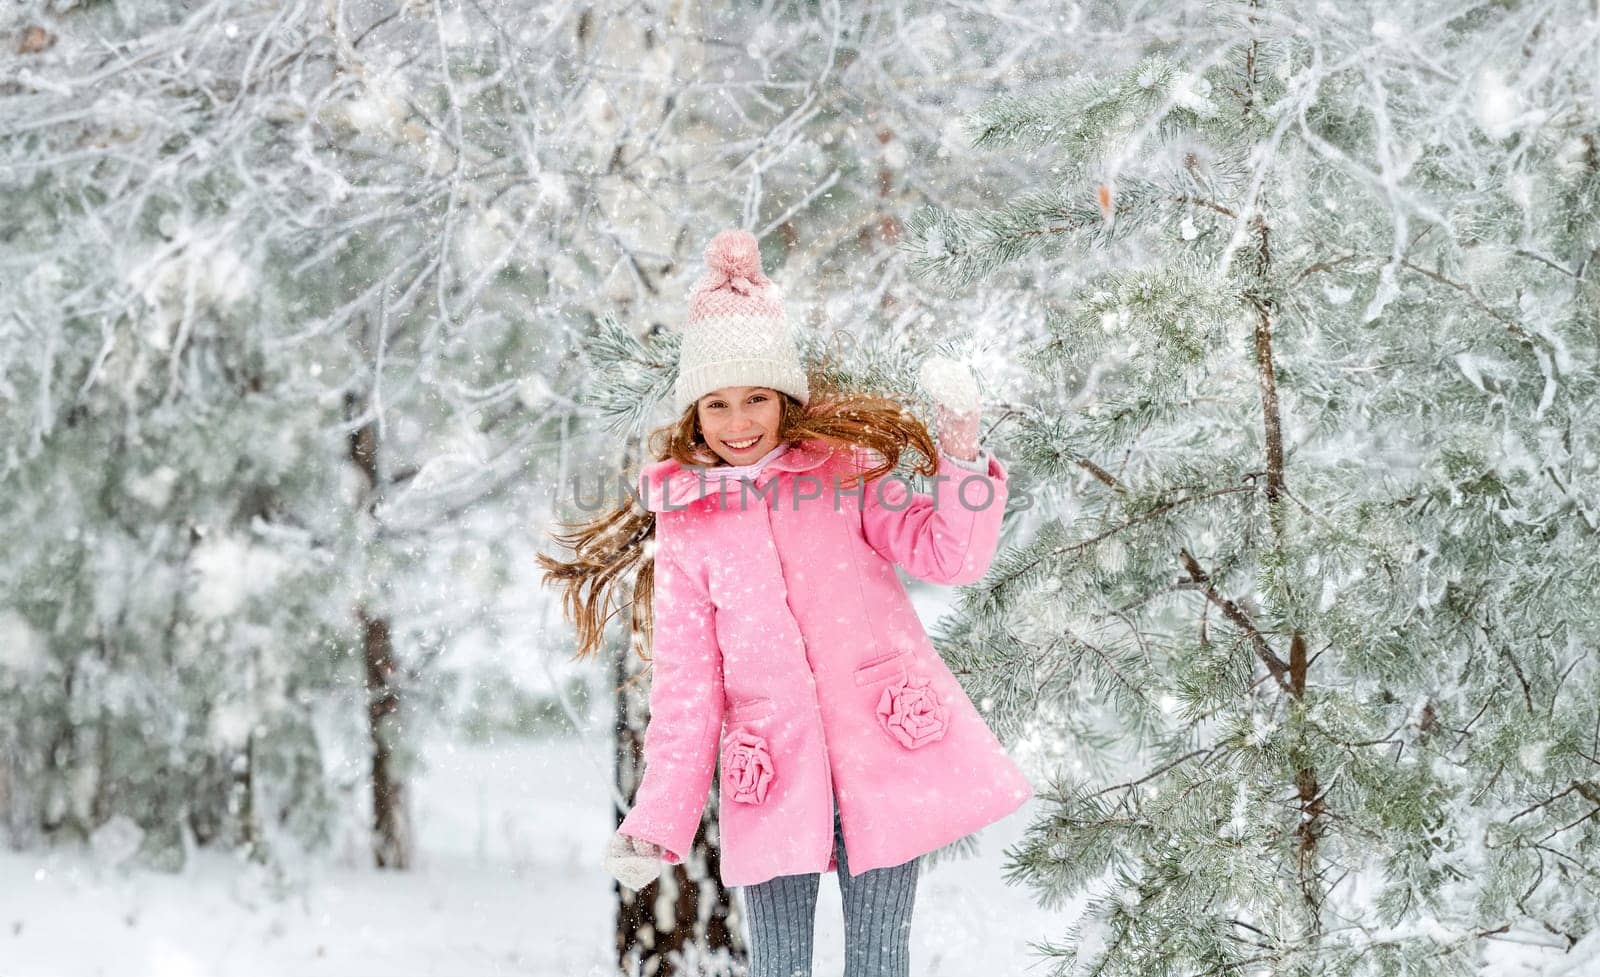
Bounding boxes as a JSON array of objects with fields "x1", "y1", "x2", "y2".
[
  {"x1": 852, "y1": 650, "x2": 909, "y2": 687},
  {"x1": 727, "y1": 696, "x2": 777, "y2": 724}
]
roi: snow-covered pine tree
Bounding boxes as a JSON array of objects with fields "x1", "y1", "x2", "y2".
[
  {"x1": 903, "y1": 5, "x2": 1600, "y2": 975},
  {"x1": 1, "y1": 0, "x2": 653, "y2": 873},
  {"x1": 1, "y1": 4, "x2": 362, "y2": 869}
]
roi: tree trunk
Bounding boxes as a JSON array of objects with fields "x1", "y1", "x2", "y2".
[
  {"x1": 0, "y1": 748, "x2": 11, "y2": 849},
  {"x1": 359, "y1": 605, "x2": 409, "y2": 868},
  {"x1": 345, "y1": 372, "x2": 411, "y2": 869},
  {"x1": 614, "y1": 665, "x2": 740, "y2": 975},
  {"x1": 237, "y1": 731, "x2": 264, "y2": 862},
  {"x1": 1248, "y1": 212, "x2": 1324, "y2": 930}
]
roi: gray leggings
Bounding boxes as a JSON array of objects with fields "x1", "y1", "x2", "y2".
[{"x1": 742, "y1": 797, "x2": 919, "y2": 977}]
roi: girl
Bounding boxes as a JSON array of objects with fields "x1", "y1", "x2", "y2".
[{"x1": 541, "y1": 229, "x2": 1032, "y2": 977}]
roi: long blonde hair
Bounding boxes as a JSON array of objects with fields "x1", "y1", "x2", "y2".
[{"x1": 537, "y1": 371, "x2": 938, "y2": 663}]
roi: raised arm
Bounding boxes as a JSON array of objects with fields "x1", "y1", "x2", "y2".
[
  {"x1": 616, "y1": 534, "x2": 725, "y2": 865},
  {"x1": 857, "y1": 444, "x2": 1010, "y2": 586},
  {"x1": 857, "y1": 355, "x2": 1011, "y2": 586}
]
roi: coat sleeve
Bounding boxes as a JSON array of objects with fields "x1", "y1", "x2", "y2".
[
  {"x1": 857, "y1": 444, "x2": 1010, "y2": 586},
  {"x1": 616, "y1": 534, "x2": 725, "y2": 866}
]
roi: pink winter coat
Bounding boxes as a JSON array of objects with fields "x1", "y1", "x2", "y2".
[{"x1": 617, "y1": 436, "x2": 1033, "y2": 887}]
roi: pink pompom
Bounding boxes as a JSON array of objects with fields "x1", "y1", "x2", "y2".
[{"x1": 703, "y1": 229, "x2": 766, "y2": 284}]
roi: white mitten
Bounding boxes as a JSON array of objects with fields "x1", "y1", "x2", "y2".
[
  {"x1": 918, "y1": 355, "x2": 982, "y2": 462},
  {"x1": 602, "y1": 830, "x2": 665, "y2": 890}
]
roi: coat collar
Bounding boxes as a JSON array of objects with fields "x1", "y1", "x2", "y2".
[{"x1": 638, "y1": 438, "x2": 838, "y2": 512}]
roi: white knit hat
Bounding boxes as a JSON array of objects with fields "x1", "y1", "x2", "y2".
[{"x1": 672, "y1": 229, "x2": 810, "y2": 416}]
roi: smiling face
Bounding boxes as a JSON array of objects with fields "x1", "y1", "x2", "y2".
[{"x1": 695, "y1": 386, "x2": 784, "y2": 465}]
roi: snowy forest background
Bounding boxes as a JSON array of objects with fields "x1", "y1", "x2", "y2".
[{"x1": 2, "y1": 0, "x2": 1598, "y2": 975}]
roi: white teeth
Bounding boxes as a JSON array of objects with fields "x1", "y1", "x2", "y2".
[{"x1": 726, "y1": 436, "x2": 760, "y2": 448}]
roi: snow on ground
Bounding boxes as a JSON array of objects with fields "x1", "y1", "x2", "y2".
[
  {"x1": 1, "y1": 728, "x2": 1592, "y2": 976},
  {"x1": 0, "y1": 732, "x2": 1066, "y2": 977},
  {"x1": 1, "y1": 575, "x2": 1579, "y2": 977}
]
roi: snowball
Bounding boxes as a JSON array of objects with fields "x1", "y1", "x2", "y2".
[{"x1": 918, "y1": 356, "x2": 980, "y2": 413}]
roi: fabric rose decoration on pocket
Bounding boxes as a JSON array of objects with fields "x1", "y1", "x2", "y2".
[
  {"x1": 723, "y1": 729, "x2": 775, "y2": 804},
  {"x1": 875, "y1": 674, "x2": 948, "y2": 749}
]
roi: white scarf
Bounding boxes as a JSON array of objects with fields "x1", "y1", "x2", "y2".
[{"x1": 694, "y1": 440, "x2": 788, "y2": 481}]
